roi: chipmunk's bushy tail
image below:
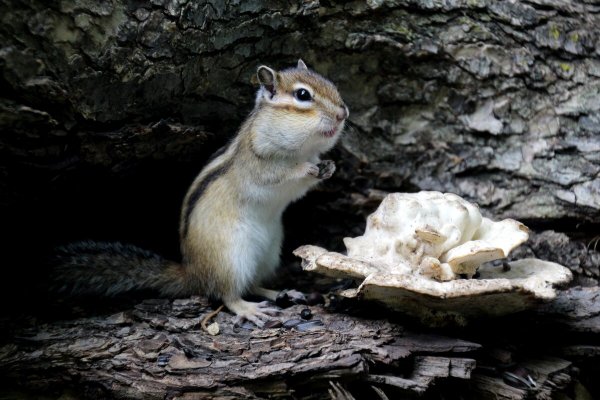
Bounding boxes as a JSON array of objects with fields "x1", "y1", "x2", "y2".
[{"x1": 52, "y1": 241, "x2": 187, "y2": 297}]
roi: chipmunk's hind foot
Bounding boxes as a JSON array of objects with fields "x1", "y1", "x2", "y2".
[{"x1": 226, "y1": 298, "x2": 280, "y2": 328}]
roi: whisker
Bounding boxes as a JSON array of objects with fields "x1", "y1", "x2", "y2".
[{"x1": 341, "y1": 119, "x2": 360, "y2": 137}]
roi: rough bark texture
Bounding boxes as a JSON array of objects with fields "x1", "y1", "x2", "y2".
[
  {"x1": 1, "y1": 0, "x2": 599, "y2": 399},
  {"x1": 1, "y1": 289, "x2": 598, "y2": 399},
  {"x1": 1, "y1": 0, "x2": 599, "y2": 222}
]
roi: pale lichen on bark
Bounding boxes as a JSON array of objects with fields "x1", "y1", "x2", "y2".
[{"x1": 1, "y1": 0, "x2": 599, "y2": 222}]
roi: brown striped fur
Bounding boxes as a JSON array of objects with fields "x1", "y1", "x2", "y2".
[
  {"x1": 180, "y1": 61, "x2": 347, "y2": 307},
  {"x1": 54, "y1": 60, "x2": 347, "y2": 326}
]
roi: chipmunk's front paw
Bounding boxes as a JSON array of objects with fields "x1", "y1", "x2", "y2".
[
  {"x1": 316, "y1": 160, "x2": 336, "y2": 179},
  {"x1": 304, "y1": 162, "x2": 321, "y2": 178}
]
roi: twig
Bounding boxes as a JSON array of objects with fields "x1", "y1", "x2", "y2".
[
  {"x1": 328, "y1": 381, "x2": 356, "y2": 400},
  {"x1": 587, "y1": 235, "x2": 600, "y2": 253},
  {"x1": 371, "y1": 385, "x2": 390, "y2": 400},
  {"x1": 201, "y1": 304, "x2": 224, "y2": 331}
]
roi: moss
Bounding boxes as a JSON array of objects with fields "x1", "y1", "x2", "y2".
[
  {"x1": 549, "y1": 25, "x2": 560, "y2": 40},
  {"x1": 467, "y1": 0, "x2": 484, "y2": 7},
  {"x1": 52, "y1": 17, "x2": 80, "y2": 44},
  {"x1": 384, "y1": 22, "x2": 414, "y2": 40},
  {"x1": 470, "y1": 23, "x2": 485, "y2": 33},
  {"x1": 560, "y1": 63, "x2": 572, "y2": 72},
  {"x1": 570, "y1": 32, "x2": 579, "y2": 42}
]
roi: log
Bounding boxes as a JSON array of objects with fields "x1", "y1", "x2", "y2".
[
  {"x1": 0, "y1": 297, "x2": 480, "y2": 399},
  {"x1": 1, "y1": 290, "x2": 596, "y2": 399}
]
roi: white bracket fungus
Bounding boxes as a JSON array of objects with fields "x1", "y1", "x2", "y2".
[
  {"x1": 294, "y1": 191, "x2": 572, "y2": 325},
  {"x1": 343, "y1": 192, "x2": 530, "y2": 281}
]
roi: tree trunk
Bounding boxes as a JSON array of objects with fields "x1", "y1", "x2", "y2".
[{"x1": 1, "y1": 0, "x2": 599, "y2": 398}]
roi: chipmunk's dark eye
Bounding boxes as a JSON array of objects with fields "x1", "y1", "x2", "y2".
[{"x1": 294, "y1": 88, "x2": 312, "y2": 102}]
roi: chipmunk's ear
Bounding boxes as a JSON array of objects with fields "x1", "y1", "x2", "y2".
[
  {"x1": 257, "y1": 65, "x2": 277, "y2": 96},
  {"x1": 297, "y1": 59, "x2": 308, "y2": 70}
]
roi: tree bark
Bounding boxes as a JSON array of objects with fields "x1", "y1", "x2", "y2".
[
  {"x1": 1, "y1": 0, "x2": 599, "y2": 398},
  {"x1": 1, "y1": 289, "x2": 598, "y2": 399},
  {"x1": 1, "y1": 0, "x2": 599, "y2": 223}
]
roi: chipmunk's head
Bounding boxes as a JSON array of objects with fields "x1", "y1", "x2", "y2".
[{"x1": 252, "y1": 59, "x2": 349, "y2": 157}]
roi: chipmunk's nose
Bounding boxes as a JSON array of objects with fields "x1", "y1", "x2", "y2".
[{"x1": 336, "y1": 104, "x2": 349, "y2": 121}]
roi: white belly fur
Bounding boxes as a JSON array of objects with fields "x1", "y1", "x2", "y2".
[{"x1": 228, "y1": 177, "x2": 313, "y2": 294}]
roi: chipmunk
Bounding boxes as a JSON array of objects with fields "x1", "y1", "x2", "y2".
[{"x1": 54, "y1": 60, "x2": 348, "y2": 326}]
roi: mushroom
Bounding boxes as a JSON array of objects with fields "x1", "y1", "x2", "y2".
[
  {"x1": 343, "y1": 191, "x2": 529, "y2": 281},
  {"x1": 439, "y1": 218, "x2": 529, "y2": 278},
  {"x1": 293, "y1": 245, "x2": 572, "y2": 326},
  {"x1": 293, "y1": 191, "x2": 572, "y2": 326}
]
